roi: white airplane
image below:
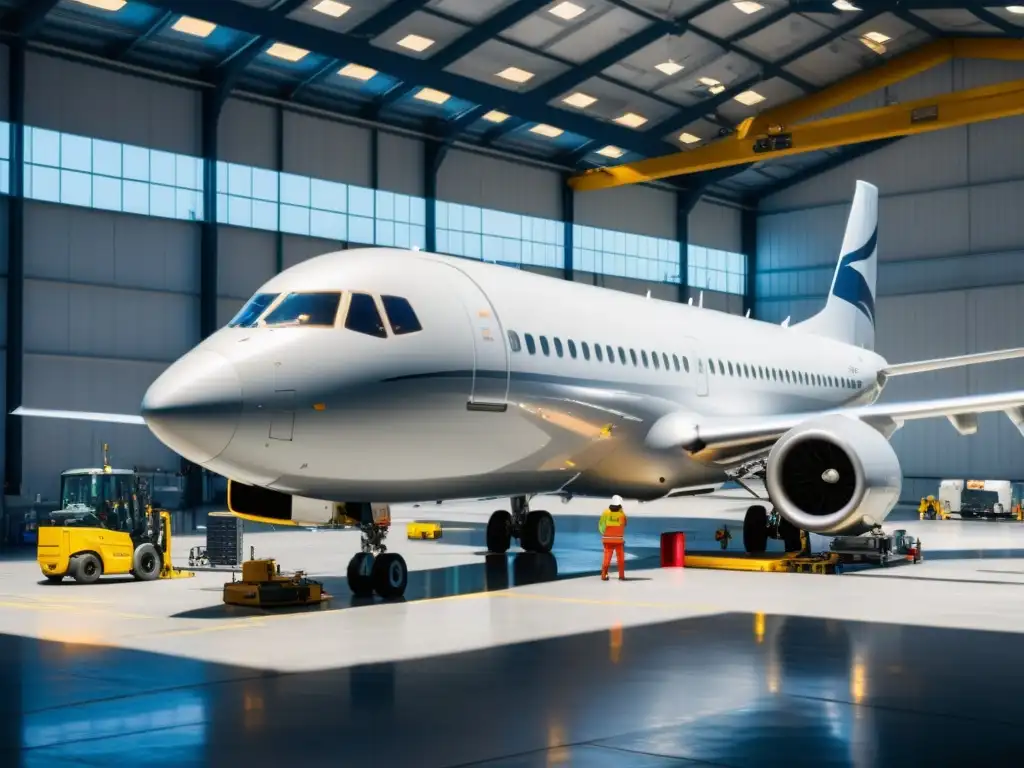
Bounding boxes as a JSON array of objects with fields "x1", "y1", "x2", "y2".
[{"x1": 15, "y1": 180, "x2": 1024, "y2": 599}]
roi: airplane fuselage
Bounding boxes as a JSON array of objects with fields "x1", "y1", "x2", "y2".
[{"x1": 142, "y1": 247, "x2": 888, "y2": 503}]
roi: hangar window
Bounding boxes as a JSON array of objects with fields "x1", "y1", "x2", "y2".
[
  {"x1": 641, "y1": 350, "x2": 649, "y2": 368},
  {"x1": 619, "y1": 347, "x2": 627, "y2": 365},
  {"x1": 343, "y1": 292, "x2": 387, "y2": 337},
  {"x1": 554, "y1": 338, "x2": 564, "y2": 357},
  {"x1": 228, "y1": 292, "x2": 278, "y2": 328},
  {"x1": 525, "y1": 334, "x2": 536, "y2": 354},
  {"x1": 508, "y1": 331, "x2": 522, "y2": 352},
  {"x1": 381, "y1": 295, "x2": 422, "y2": 335},
  {"x1": 581, "y1": 342, "x2": 590, "y2": 360},
  {"x1": 682, "y1": 356, "x2": 690, "y2": 373},
  {"x1": 264, "y1": 292, "x2": 342, "y2": 328},
  {"x1": 630, "y1": 349, "x2": 638, "y2": 366},
  {"x1": 540, "y1": 336, "x2": 550, "y2": 356},
  {"x1": 568, "y1": 340, "x2": 577, "y2": 359},
  {"x1": 652, "y1": 351, "x2": 660, "y2": 370},
  {"x1": 594, "y1": 344, "x2": 602, "y2": 362}
]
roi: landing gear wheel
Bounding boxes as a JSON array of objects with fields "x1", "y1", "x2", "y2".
[
  {"x1": 743, "y1": 505, "x2": 769, "y2": 554},
  {"x1": 70, "y1": 553, "x2": 101, "y2": 584},
  {"x1": 521, "y1": 510, "x2": 555, "y2": 554},
  {"x1": 132, "y1": 543, "x2": 162, "y2": 581},
  {"x1": 487, "y1": 510, "x2": 512, "y2": 554},
  {"x1": 347, "y1": 552, "x2": 376, "y2": 597},
  {"x1": 778, "y1": 518, "x2": 804, "y2": 553},
  {"x1": 372, "y1": 553, "x2": 408, "y2": 599}
]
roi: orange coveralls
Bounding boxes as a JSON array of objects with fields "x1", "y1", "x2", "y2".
[{"x1": 599, "y1": 507, "x2": 627, "y2": 580}]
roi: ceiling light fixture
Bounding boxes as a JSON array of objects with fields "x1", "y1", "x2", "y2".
[
  {"x1": 549, "y1": 1, "x2": 586, "y2": 21},
  {"x1": 734, "y1": 89, "x2": 765, "y2": 106},
  {"x1": 656, "y1": 60, "x2": 684, "y2": 76},
  {"x1": 614, "y1": 112, "x2": 648, "y2": 128},
  {"x1": 338, "y1": 63, "x2": 377, "y2": 81},
  {"x1": 562, "y1": 92, "x2": 597, "y2": 109},
  {"x1": 497, "y1": 66, "x2": 535, "y2": 84},
  {"x1": 69, "y1": 0, "x2": 126, "y2": 10},
  {"x1": 863, "y1": 31, "x2": 891, "y2": 43},
  {"x1": 530, "y1": 123, "x2": 564, "y2": 138},
  {"x1": 699, "y1": 76, "x2": 721, "y2": 87},
  {"x1": 733, "y1": 2, "x2": 764, "y2": 13},
  {"x1": 414, "y1": 87, "x2": 450, "y2": 104},
  {"x1": 312, "y1": 0, "x2": 351, "y2": 17},
  {"x1": 679, "y1": 132, "x2": 701, "y2": 144},
  {"x1": 1008, "y1": 6, "x2": 1024, "y2": 14},
  {"x1": 832, "y1": 1, "x2": 860, "y2": 10},
  {"x1": 171, "y1": 16, "x2": 216, "y2": 38},
  {"x1": 597, "y1": 145, "x2": 624, "y2": 158},
  {"x1": 266, "y1": 43, "x2": 309, "y2": 62},
  {"x1": 482, "y1": 110, "x2": 510, "y2": 123},
  {"x1": 709, "y1": 84, "x2": 726, "y2": 94},
  {"x1": 398, "y1": 34, "x2": 435, "y2": 52}
]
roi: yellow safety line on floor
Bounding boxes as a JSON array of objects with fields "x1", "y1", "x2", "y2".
[{"x1": 0, "y1": 599, "x2": 152, "y2": 620}]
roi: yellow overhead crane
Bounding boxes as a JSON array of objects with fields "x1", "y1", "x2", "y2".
[{"x1": 569, "y1": 38, "x2": 1024, "y2": 192}]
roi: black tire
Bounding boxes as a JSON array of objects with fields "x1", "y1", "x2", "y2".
[
  {"x1": 44, "y1": 574, "x2": 63, "y2": 584},
  {"x1": 132, "y1": 543, "x2": 162, "y2": 581},
  {"x1": 372, "y1": 553, "x2": 408, "y2": 599},
  {"x1": 347, "y1": 552, "x2": 375, "y2": 597},
  {"x1": 70, "y1": 553, "x2": 102, "y2": 584},
  {"x1": 521, "y1": 510, "x2": 555, "y2": 554},
  {"x1": 743, "y1": 505, "x2": 769, "y2": 554},
  {"x1": 486, "y1": 510, "x2": 512, "y2": 554},
  {"x1": 778, "y1": 518, "x2": 803, "y2": 553}
]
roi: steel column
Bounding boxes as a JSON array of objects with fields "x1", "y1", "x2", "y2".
[
  {"x1": 741, "y1": 207, "x2": 758, "y2": 318},
  {"x1": 424, "y1": 140, "x2": 447, "y2": 253},
  {"x1": 562, "y1": 172, "x2": 573, "y2": 282},
  {"x1": 3, "y1": 43, "x2": 25, "y2": 497},
  {"x1": 200, "y1": 89, "x2": 220, "y2": 340},
  {"x1": 676, "y1": 189, "x2": 702, "y2": 304},
  {"x1": 274, "y1": 105, "x2": 284, "y2": 273}
]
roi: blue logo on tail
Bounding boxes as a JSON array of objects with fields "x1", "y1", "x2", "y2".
[{"x1": 832, "y1": 227, "x2": 877, "y2": 325}]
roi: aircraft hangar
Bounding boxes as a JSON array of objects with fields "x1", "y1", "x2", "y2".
[{"x1": 3, "y1": 1, "x2": 1024, "y2": 766}]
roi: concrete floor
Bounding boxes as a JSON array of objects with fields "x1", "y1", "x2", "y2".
[{"x1": 3, "y1": 496, "x2": 1024, "y2": 767}]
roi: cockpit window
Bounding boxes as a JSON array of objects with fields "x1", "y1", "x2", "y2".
[
  {"x1": 228, "y1": 292, "x2": 279, "y2": 328},
  {"x1": 381, "y1": 295, "x2": 422, "y2": 335},
  {"x1": 345, "y1": 292, "x2": 388, "y2": 338},
  {"x1": 263, "y1": 292, "x2": 341, "y2": 327}
]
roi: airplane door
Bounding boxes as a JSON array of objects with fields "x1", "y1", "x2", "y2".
[
  {"x1": 685, "y1": 336, "x2": 708, "y2": 397},
  {"x1": 456, "y1": 272, "x2": 509, "y2": 412}
]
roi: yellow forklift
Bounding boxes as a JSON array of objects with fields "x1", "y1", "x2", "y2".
[{"x1": 36, "y1": 445, "x2": 192, "y2": 584}]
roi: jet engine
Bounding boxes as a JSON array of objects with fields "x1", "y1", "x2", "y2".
[{"x1": 764, "y1": 414, "x2": 902, "y2": 536}]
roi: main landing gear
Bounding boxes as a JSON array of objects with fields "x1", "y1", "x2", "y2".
[
  {"x1": 486, "y1": 495, "x2": 555, "y2": 555},
  {"x1": 743, "y1": 504, "x2": 805, "y2": 555},
  {"x1": 346, "y1": 518, "x2": 408, "y2": 600}
]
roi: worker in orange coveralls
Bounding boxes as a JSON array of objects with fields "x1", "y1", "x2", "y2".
[{"x1": 599, "y1": 495, "x2": 627, "y2": 581}]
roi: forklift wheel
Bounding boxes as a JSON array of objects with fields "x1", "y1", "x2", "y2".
[
  {"x1": 70, "y1": 553, "x2": 102, "y2": 584},
  {"x1": 133, "y1": 543, "x2": 162, "y2": 581}
]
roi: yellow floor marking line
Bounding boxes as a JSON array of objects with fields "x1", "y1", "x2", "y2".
[{"x1": 0, "y1": 600, "x2": 152, "y2": 620}]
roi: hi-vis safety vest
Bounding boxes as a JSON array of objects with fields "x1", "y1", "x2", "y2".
[{"x1": 599, "y1": 508, "x2": 627, "y2": 543}]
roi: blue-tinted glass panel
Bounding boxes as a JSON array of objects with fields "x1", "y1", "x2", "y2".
[{"x1": 0, "y1": 121, "x2": 9, "y2": 160}]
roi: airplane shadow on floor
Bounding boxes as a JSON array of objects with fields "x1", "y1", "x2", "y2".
[{"x1": 170, "y1": 551, "x2": 664, "y2": 620}]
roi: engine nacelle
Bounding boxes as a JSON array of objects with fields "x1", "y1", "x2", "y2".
[
  {"x1": 227, "y1": 481, "x2": 390, "y2": 527},
  {"x1": 765, "y1": 414, "x2": 902, "y2": 536}
]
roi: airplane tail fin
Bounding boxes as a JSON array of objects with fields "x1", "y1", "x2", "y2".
[{"x1": 795, "y1": 180, "x2": 878, "y2": 350}]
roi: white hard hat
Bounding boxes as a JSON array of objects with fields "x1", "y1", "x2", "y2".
[{"x1": 611, "y1": 495, "x2": 623, "y2": 505}]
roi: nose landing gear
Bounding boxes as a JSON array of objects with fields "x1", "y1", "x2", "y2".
[
  {"x1": 487, "y1": 495, "x2": 555, "y2": 554},
  {"x1": 344, "y1": 511, "x2": 408, "y2": 600}
]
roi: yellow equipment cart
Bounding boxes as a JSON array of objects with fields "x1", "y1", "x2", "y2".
[{"x1": 36, "y1": 446, "x2": 192, "y2": 584}]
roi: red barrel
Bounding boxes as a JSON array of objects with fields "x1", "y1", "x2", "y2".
[{"x1": 660, "y1": 532, "x2": 686, "y2": 567}]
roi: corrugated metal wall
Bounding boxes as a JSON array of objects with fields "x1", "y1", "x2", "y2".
[
  {"x1": 756, "y1": 57, "x2": 1024, "y2": 486},
  {"x1": 438, "y1": 148, "x2": 561, "y2": 219}
]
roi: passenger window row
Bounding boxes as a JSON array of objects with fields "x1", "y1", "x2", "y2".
[
  {"x1": 507, "y1": 329, "x2": 862, "y2": 390},
  {"x1": 227, "y1": 291, "x2": 422, "y2": 338},
  {"x1": 506, "y1": 330, "x2": 692, "y2": 374},
  {"x1": 703, "y1": 358, "x2": 861, "y2": 390}
]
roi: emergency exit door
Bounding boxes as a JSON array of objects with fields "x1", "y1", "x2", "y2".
[
  {"x1": 455, "y1": 271, "x2": 509, "y2": 412},
  {"x1": 685, "y1": 336, "x2": 708, "y2": 397}
]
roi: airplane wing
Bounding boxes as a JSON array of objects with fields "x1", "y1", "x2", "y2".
[
  {"x1": 881, "y1": 347, "x2": 1024, "y2": 377},
  {"x1": 10, "y1": 407, "x2": 146, "y2": 425},
  {"x1": 645, "y1": 390, "x2": 1024, "y2": 454}
]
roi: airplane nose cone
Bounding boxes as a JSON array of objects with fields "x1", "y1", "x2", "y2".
[{"x1": 142, "y1": 350, "x2": 242, "y2": 464}]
